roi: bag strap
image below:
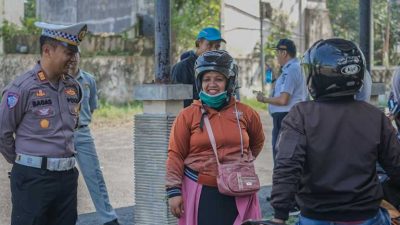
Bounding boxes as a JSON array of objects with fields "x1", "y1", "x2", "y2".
[
  {"x1": 201, "y1": 102, "x2": 246, "y2": 166},
  {"x1": 201, "y1": 107, "x2": 221, "y2": 166}
]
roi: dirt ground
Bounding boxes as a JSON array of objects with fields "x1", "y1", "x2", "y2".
[{"x1": 0, "y1": 110, "x2": 274, "y2": 225}]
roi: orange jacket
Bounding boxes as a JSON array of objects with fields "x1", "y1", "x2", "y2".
[{"x1": 166, "y1": 98, "x2": 265, "y2": 189}]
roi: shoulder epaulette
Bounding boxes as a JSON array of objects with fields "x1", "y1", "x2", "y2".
[{"x1": 12, "y1": 70, "x2": 36, "y2": 89}]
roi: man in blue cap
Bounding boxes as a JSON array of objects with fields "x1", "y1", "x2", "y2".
[
  {"x1": 171, "y1": 27, "x2": 226, "y2": 107},
  {"x1": 0, "y1": 21, "x2": 86, "y2": 225}
]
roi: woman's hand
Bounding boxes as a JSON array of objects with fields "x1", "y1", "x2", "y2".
[{"x1": 168, "y1": 196, "x2": 184, "y2": 218}]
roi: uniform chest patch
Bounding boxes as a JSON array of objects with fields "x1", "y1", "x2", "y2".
[
  {"x1": 36, "y1": 89, "x2": 46, "y2": 97},
  {"x1": 40, "y1": 119, "x2": 50, "y2": 128},
  {"x1": 34, "y1": 107, "x2": 54, "y2": 117},
  {"x1": 67, "y1": 97, "x2": 80, "y2": 103},
  {"x1": 65, "y1": 88, "x2": 77, "y2": 96},
  {"x1": 6, "y1": 92, "x2": 19, "y2": 108},
  {"x1": 32, "y1": 99, "x2": 52, "y2": 107}
]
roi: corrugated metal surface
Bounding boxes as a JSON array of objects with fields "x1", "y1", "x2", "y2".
[{"x1": 133, "y1": 114, "x2": 177, "y2": 224}]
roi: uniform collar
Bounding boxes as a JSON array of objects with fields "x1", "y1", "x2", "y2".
[
  {"x1": 73, "y1": 69, "x2": 82, "y2": 80},
  {"x1": 282, "y1": 57, "x2": 298, "y2": 70},
  {"x1": 34, "y1": 62, "x2": 49, "y2": 84}
]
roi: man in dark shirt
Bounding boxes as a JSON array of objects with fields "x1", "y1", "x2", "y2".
[
  {"x1": 171, "y1": 27, "x2": 225, "y2": 107},
  {"x1": 267, "y1": 38, "x2": 400, "y2": 224}
]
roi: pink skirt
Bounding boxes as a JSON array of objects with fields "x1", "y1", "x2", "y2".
[{"x1": 178, "y1": 176, "x2": 262, "y2": 225}]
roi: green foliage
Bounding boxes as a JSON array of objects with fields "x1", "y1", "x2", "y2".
[
  {"x1": 373, "y1": 0, "x2": 400, "y2": 66},
  {"x1": 24, "y1": 0, "x2": 36, "y2": 19},
  {"x1": 326, "y1": 0, "x2": 359, "y2": 41},
  {"x1": 172, "y1": 0, "x2": 221, "y2": 52},
  {"x1": 0, "y1": 0, "x2": 39, "y2": 43},
  {"x1": 93, "y1": 100, "x2": 143, "y2": 121},
  {"x1": 326, "y1": 0, "x2": 400, "y2": 66},
  {"x1": 241, "y1": 97, "x2": 267, "y2": 111},
  {"x1": 263, "y1": 11, "x2": 293, "y2": 75}
]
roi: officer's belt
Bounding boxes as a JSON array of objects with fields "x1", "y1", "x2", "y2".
[{"x1": 15, "y1": 153, "x2": 75, "y2": 171}]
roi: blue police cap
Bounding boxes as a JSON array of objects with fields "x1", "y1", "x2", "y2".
[
  {"x1": 197, "y1": 27, "x2": 226, "y2": 43},
  {"x1": 35, "y1": 21, "x2": 88, "y2": 52}
]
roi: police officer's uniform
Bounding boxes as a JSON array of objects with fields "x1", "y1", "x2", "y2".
[
  {"x1": 269, "y1": 57, "x2": 307, "y2": 161},
  {"x1": 74, "y1": 70, "x2": 119, "y2": 224},
  {"x1": 0, "y1": 22, "x2": 87, "y2": 225}
]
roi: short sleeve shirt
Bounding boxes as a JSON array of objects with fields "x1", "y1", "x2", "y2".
[
  {"x1": 269, "y1": 58, "x2": 308, "y2": 113},
  {"x1": 75, "y1": 70, "x2": 98, "y2": 126}
]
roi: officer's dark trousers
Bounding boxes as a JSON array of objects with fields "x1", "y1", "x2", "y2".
[
  {"x1": 271, "y1": 112, "x2": 288, "y2": 165},
  {"x1": 10, "y1": 163, "x2": 79, "y2": 225}
]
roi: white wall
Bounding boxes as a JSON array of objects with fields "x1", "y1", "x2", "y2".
[
  {"x1": 4, "y1": 0, "x2": 24, "y2": 26},
  {"x1": 223, "y1": 0, "x2": 262, "y2": 58}
]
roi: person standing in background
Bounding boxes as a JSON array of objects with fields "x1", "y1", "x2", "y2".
[
  {"x1": 256, "y1": 38, "x2": 307, "y2": 165},
  {"x1": 70, "y1": 52, "x2": 120, "y2": 225},
  {"x1": 171, "y1": 27, "x2": 226, "y2": 107}
]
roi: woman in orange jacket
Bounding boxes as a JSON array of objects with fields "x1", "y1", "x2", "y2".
[{"x1": 166, "y1": 50, "x2": 265, "y2": 225}]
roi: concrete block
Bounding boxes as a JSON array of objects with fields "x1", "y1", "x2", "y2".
[
  {"x1": 133, "y1": 84, "x2": 192, "y2": 101},
  {"x1": 371, "y1": 82, "x2": 386, "y2": 96}
]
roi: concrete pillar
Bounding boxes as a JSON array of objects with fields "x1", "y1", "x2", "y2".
[
  {"x1": 133, "y1": 84, "x2": 192, "y2": 225},
  {"x1": 359, "y1": 0, "x2": 372, "y2": 72},
  {"x1": 0, "y1": 0, "x2": 4, "y2": 55},
  {"x1": 371, "y1": 82, "x2": 386, "y2": 111}
]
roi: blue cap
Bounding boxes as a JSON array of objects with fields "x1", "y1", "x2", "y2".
[
  {"x1": 274, "y1": 38, "x2": 296, "y2": 55},
  {"x1": 197, "y1": 27, "x2": 226, "y2": 43}
]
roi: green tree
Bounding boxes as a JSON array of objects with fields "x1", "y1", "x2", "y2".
[
  {"x1": 171, "y1": 0, "x2": 221, "y2": 54},
  {"x1": 263, "y1": 11, "x2": 293, "y2": 75},
  {"x1": 373, "y1": 0, "x2": 400, "y2": 66},
  {"x1": 326, "y1": 0, "x2": 359, "y2": 41},
  {"x1": 326, "y1": 0, "x2": 400, "y2": 66}
]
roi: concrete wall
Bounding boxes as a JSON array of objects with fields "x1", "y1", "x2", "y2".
[
  {"x1": 4, "y1": 0, "x2": 24, "y2": 26},
  {"x1": 0, "y1": 54, "x2": 155, "y2": 104},
  {"x1": 0, "y1": 54, "x2": 397, "y2": 101},
  {"x1": 223, "y1": 0, "x2": 265, "y2": 58},
  {"x1": 36, "y1": 0, "x2": 138, "y2": 33}
]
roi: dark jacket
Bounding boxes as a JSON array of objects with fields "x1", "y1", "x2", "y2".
[
  {"x1": 271, "y1": 97, "x2": 400, "y2": 221},
  {"x1": 171, "y1": 52, "x2": 198, "y2": 108}
]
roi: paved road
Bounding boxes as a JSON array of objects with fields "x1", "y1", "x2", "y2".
[{"x1": 0, "y1": 110, "x2": 274, "y2": 225}]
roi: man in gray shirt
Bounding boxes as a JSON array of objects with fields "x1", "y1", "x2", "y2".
[
  {"x1": 0, "y1": 22, "x2": 86, "y2": 225},
  {"x1": 70, "y1": 52, "x2": 120, "y2": 225},
  {"x1": 256, "y1": 39, "x2": 308, "y2": 164}
]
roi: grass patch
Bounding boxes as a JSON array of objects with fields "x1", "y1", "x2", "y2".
[
  {"x1": 241, "y1": 97, "x2": 267, "y2": 111},
  {"x1": 92, "y1": 100, "x2": 143, "y2": 123}
]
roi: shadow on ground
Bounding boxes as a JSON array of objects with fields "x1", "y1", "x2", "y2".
[{"x1": 77, "y1": 186, "x2": 273, "y2": 225}]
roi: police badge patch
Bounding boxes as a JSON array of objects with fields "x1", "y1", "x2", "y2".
[{"x1": 7, "y1": 92, "x2": 19, "y2": 108}]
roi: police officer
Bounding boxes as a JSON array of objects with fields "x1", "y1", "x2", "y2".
[
  {"x1": 256, "y1": 38, "x2": 307, "y2": 164},
  {"x1": 69, "y1": 52, "x2": 120, "y2": 225},
  {"x1": 171, "y1": 27, "x2": 226, "y2": 107},
  {"x1": 0, "y1": 22, "x2": 87, "y2": 225},
  {"x1": 267, "y1": 38, "x2": 400, "y2": 224}
]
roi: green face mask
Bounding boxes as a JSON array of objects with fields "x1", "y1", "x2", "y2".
[{"x1": 199, "y1": 91, "x2": 228, "y2": 109}]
